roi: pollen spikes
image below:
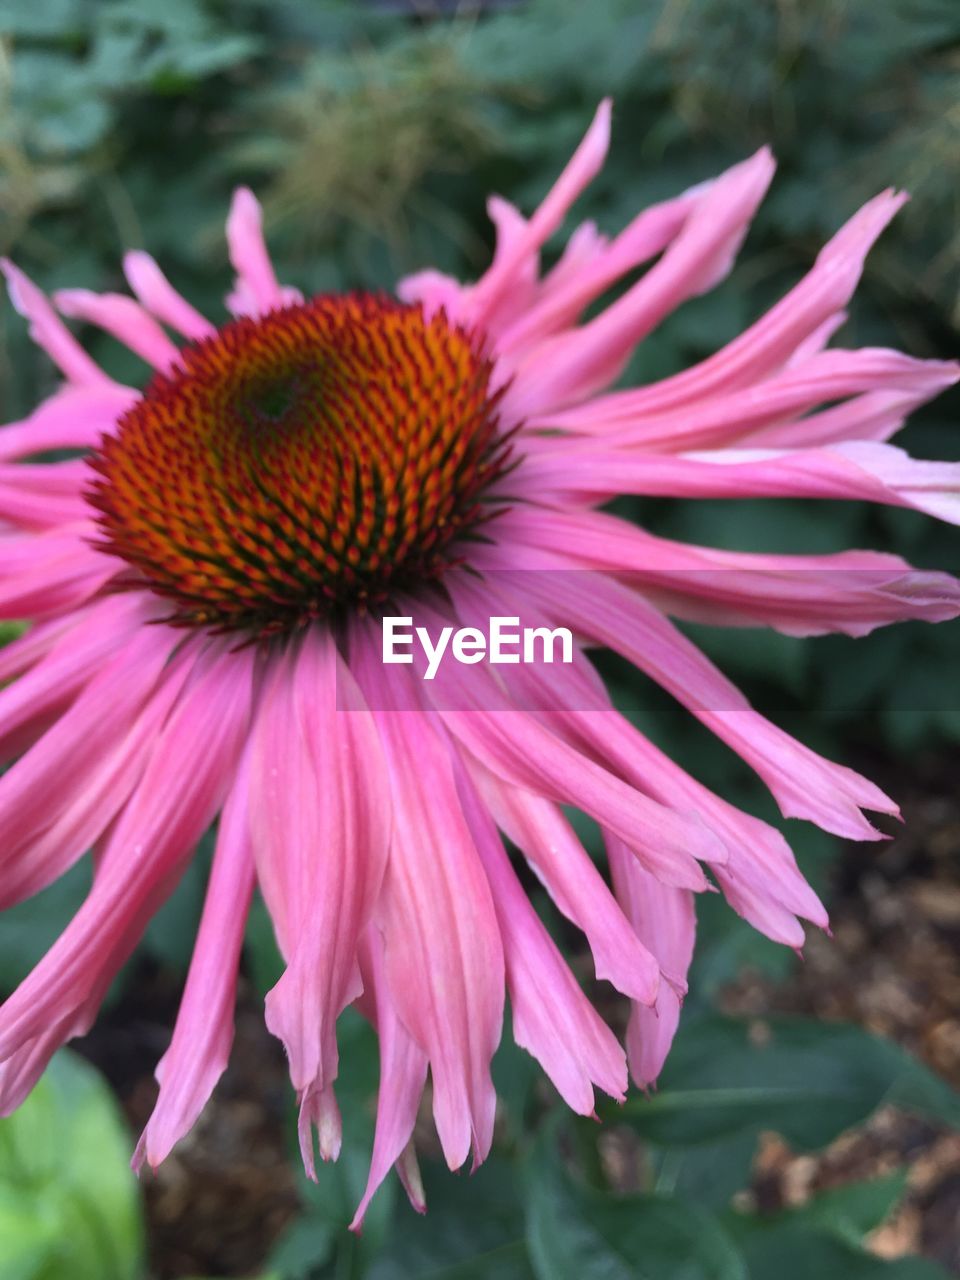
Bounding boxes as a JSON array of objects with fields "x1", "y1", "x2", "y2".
[{"x1": 87, "y1": 293, "x2": 513, "y2": 637}]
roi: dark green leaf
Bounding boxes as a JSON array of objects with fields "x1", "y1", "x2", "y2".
[
  {"x1": 526, "y1": 1140, "x2": 746, "y2": 1280},
  {"x1": 618, "y1": 1016, "x2": 960, "y2": 1149},
  {"x1": 731, "y1": 1222, "x2": 950, "y2": 1280},
  {"x1": 369, "y1": 1157, "x2": 534, "y2": 1280}
]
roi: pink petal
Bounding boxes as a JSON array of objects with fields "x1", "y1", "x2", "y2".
[
  {"x1": 442, "y1": 698, "x2": 718, "y2": 891},
  {"x1": 395, "y1": 268, "x2": 466, "y2": 322},
  {"x1": 353, "y1": 632, "x2": 504, "y2": 1172},
  {"x1": 225, "y1": 188, "x2": 302, "y2": 317},
  {"x1": 0, "y1": 643, "x2": 255, "y2": 1064},
  {"x1": 504, "y1": 147, "x2": 775, "y2": 415},
  {"x1": 533, "y1": 440, "x2": 960, "y2": 527},
  {"x1": 1, "y1": 260, "x2": 112, "y2": 387},
  {"x1": 0, "y1": 594, "x2": 151, "y2": 763},
  {"x1": 135, "y1": 754, "x2": 255, "y2": 1168},
  {"x1": 480, "y1": 196, "x2": 540, "y2": 331},
  {"x1": 539, "y1": 218, "x2": 607, "y2": 290},
  {"x1": 0, "y1": 384, "x2": 139, "y2": 461},
  {"x1": 0, "y1": 611, "x2": 82, "y2": 683},
  {"x1": 518, "y1": 570, "x2": 897, "y2": 840},
  {"x1": 0, "y1": 523, "x2": 117, "y2": 621},
  {"x1": 497, "y1": 185, "x2": 700, "y2": 353},
  {"x1": 501, "y1": 506, "x2": 960, "y2": 636},
  {"x1": 531, "y1": 348, "x2": 958, "y2": 450},
  {"x1": 606, "y1": 833, "x2": 696, "y2": 1087},
  {"x1": 0, "y1": 1004, "x2": 103, "y2": 1115},
  {"x1": 249, "y1": 630, "x2": 390, "y2": 1171},
  {"x1": 458, "y1": 762, "x2": 627, "y2": 1114},
  {"x1": 350, "y1": 929, "x2": 429, "y2": 1230},
  {"x1": 446, "y1": 582, "x2": 825, "y2": 939},
  {"x1": 0, "y1": 622, "x2": 186, "y2": 906},
  {"x1": 123, "y1": 251, "x2": 216, "y2": 341},
  {"x1": 583, "y1": 189, "x2": 907, "y2": 414},
  {"x1": 53, "y1": 289, "x2": 182, "y2": 373},
  {"x1": 471, "y1": 764, "x2": 660, "y2": 1003},
  {"x1": 466, "y1": 100, "x2": 612, "y2": 328}
]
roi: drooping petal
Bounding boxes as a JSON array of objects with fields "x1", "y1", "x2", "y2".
[
  {"x1": 470, "y1": 764, "x2": 660, "y2": 1003},
  {"x1": 134, "y1": 752, "x2": 256, "y2": 1169},
  {"x1": 0, "y1": 461, "x2": 90, "y2": 530},
  {"x1": 457, "y1": 760, "x2": 628, "y2": 1114},
  {"x1": 250, "y1": 630, "x2": 390, "y2": 1174},
  {"x1": 0, "y1": 623, "x2": 187, "y2": 906},
  {"x1": 352, "y1": 630, "x2": 504, "y2": 1172},
  {"x1": 0, "y1": 525, "x2": 117, "y2": 621},
  {"x1": 606, "y1": 833, "x2": 696, "y2": 1087},
  {"x1": 350, "y1": 928, "x2": 429, "y2": 1230},
  {"x1": 0, "y1": 593, "x2": 153, "y2": 763},
  {"x1": 515, "y1": 569, "x2": 897, "y2": 840},
  {"x1": 448, "y1": 574, "x2": 826, "y2": 940},
  {"x1": 443, "y1": 696, "x2": 720, "y2": 891},
  {"x1": 0, "y1": 642, "x2": 255, "y2": 1065}
]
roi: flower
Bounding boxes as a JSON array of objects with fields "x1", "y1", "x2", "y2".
[{"x1": 1, "y1": 99, "x2": 958, "y2": 1224}]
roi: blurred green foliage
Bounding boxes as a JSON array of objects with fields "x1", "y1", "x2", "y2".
[
  {"x1": 0, "y1": 1051, "x2": 143, "y2": 1280},
  {"x1": 1, "y1": 1, "x2": 959, "y2": 1277}
]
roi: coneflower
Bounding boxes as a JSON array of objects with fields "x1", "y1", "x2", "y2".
[{"x1": 0, "y1": 101, "x2": 957, "y2": 1225}]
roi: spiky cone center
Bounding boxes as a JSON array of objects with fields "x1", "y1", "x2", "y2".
[{"x1": 88, "y1": 293, "x2": 511, "y2": 635}]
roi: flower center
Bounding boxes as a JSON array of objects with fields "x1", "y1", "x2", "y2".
[{"x1": 89, "y1": 294, "x2": 510, "y2": 635}]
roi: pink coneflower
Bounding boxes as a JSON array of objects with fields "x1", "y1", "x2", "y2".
[{"x1": 1, "y1": 100, "x2": 958, "y2": 1223}]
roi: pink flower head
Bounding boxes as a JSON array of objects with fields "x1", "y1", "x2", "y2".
[{"x1": 1, "y1": 100, "x2": 958, "y2": 1225}]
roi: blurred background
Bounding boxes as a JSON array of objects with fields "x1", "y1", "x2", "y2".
[{"x1": 0, "y1": 1, "x2": 959, "y2": 1277}]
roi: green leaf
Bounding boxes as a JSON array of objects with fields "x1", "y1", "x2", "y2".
[
  {"x1": 526, "y1": 1140, "x2": 746, "y2": 1280},
  {"x1": 0, "y1": 1052, "x2": 143, "y2": 1280},
  {"x1": 785, "y1": 1172, "x2": 910, "y2": 1245},
  {"x1": 647, "y1": 1132, "x2": 760, "y2": 1210},
  {"x1": 618, "y1": 1015, "x2": 960, "y2": 1149},
  {"x1": 369, "y1": 1157, "x2": 534, "y2": 1280},
  {"x1": 730, "y1": 1222, "x2": 951, "y2": 1280},
  {"x1": 726, "y1": 1167, "x2": 948, "y2": 1279}
]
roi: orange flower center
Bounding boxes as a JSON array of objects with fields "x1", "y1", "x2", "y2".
[{"x1": 88, "y1": 294, "x2": 510, "y2": 635}]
